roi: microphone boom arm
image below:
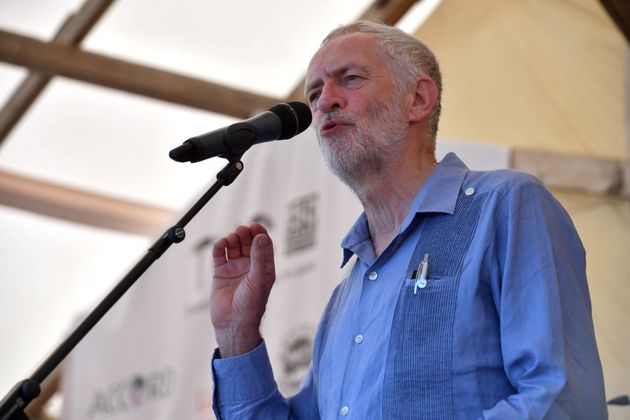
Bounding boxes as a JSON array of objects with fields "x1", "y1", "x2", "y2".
[{"x1": 0, "y1": 157, "x2": 245, "y2": 419}]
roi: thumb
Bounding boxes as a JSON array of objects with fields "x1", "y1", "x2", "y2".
[{"x1": 249, "y1": 234, "x2": 272, "y2": 286}]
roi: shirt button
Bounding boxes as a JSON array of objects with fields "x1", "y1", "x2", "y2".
[
  {"x1": 340, "y1": 406, "x2": 349, "y2": 416},
  {"x1": 465, "y1": 187, "x2": 475, "y2": 196},
  {"x1": 354, "y1": 334, "x2": 364, "y2": 344},
  {"x1": 367, "y1": 271, "x2": 378, "y2": 281}
]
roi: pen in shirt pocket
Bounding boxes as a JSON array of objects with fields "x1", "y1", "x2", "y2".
[{"x1": 413, "y1": 253, "x2": 429, "y2": 294}]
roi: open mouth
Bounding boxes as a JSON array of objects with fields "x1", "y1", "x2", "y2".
[{"x1": 320, "y1": 119, "x2": 352, "y2": 136}]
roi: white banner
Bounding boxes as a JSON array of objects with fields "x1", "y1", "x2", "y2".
[{"x1": 61, "y1": 131, "x2": 509, "y2": 419}]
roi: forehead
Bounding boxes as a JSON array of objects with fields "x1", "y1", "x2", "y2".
[{"x1": 306, "y1": 33, "x2": 386, "y2": 83}]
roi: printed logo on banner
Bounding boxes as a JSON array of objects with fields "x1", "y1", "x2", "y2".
[
  {"x1": 250, "y1": 212, "x2": 274, "y2": 230},
  {"x1": 285, "y1": 193, "x2": 319, "y2": 254},
  {"x1": 183, "y1": 235, "x2": 216, "y2": 313},
  {"x1": 86, "y1": 366, "x2": 176, "y2": 418},
  {"x1": 278, "y1": 324, "x2": 315, "y2": 395}
]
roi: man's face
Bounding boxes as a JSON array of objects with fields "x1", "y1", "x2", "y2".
[{"x1": 305, "y1": 33, "x2": 409, "y2": 187}]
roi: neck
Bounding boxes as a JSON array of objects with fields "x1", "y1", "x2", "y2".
[{"x1": 353, "y1": 145, "x2": 437, "y2": 256}]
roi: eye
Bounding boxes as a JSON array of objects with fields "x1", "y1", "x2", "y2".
[
  {"x1": 344, "y1": 74, "x2": 362, "y2": 82},
  {"x1": 308, "y1": 91, "x2": 321, "y2": 104}
]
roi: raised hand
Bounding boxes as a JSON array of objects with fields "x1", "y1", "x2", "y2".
[{"x1": 210, "y1": 223, "x2": 276, "y2": 357}]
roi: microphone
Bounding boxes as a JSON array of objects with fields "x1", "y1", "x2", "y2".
[{"x1": 169, "y1": 102, "x2": 312, "y2": 163}]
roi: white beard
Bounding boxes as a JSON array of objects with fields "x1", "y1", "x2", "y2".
[{"x1": 317, "y1": 99, "x2": 408, "y2": 191}]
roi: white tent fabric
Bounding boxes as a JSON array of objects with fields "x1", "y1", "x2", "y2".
[
  {"x1": 0, "y1": 0, "x2": 376, "y2": 400},
  {"x1": 0, "y1": 0, "x2": 444, "y2": 401},
  {"x1": 418, "y1": 0, "x2": 627, "y2": 160}
]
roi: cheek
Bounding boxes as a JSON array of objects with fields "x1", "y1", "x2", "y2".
[{"x1": 312, "y1": 113, "x2": 326, "y2": 129}]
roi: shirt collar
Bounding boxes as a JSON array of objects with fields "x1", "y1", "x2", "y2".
[{"x1": 340, "y1": 152, "x2": 469, "y2": 267}]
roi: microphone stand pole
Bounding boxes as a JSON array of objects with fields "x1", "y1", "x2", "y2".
[{"x1": 0, "y1": 157, "x2": 244, "y2": 420}]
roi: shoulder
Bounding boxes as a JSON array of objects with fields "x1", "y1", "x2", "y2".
[
  {"x1": 465, "y1": 168, "x2": 547, "y2": 197},
  {"x1": 464, "y1": 168, "x2": 572, "y2": 226}
]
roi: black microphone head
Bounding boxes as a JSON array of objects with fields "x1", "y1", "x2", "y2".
[
  {"x1": 169, "y1": 142, "x2": 195, "y2": 162},
  {"x1": 269, "y1": 102, "x2": 312, "y2": 139}
]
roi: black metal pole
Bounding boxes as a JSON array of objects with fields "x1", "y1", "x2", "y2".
[{"x1": 0, "y1": 158, "x2": 244, "y2": 420}]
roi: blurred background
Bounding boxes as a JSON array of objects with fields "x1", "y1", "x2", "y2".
[{"x1": 0, "y1": 0, "x2": 628, "y2": 418}]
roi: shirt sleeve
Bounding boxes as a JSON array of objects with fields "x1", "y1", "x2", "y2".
[
  {"x1": 211, "y1": 341, "x2": 319, "y2": 419},
  {"x1": 482, "y1": 176, "x2": 607, "y2": 419}
]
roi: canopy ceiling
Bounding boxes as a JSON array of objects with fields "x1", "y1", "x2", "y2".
[{"x1": 0, "y1": 0, "x2": 441, "y2": 410}]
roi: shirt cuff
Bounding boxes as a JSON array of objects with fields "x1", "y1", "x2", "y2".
[{"x1": 212, "y1": 341, "x2": 277, "y2": 405}]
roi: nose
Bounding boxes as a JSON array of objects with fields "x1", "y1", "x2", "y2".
[{"x1": 316, "y1": 82, "x2": 346, "y2": 113}]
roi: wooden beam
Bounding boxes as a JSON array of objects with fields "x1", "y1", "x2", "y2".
[
  {"x1": 0, "y1": 150, "x2": 627, "y2": 242},
  {"x1": 0, "y1": 169, "x2": 174, "y2": 236},
  {"x1": 0, "y1": 0, "x2": 116, "y2": 147},
  {"x1": 0, "y1": 30, "x2": 280, "y2": 119},
  {"x1": 3, "y1": 151, "x2": 626, "y2": 241},
  {"x1": 0, "y1": 4, "x2": 115, "y2": 414},
  {"x1": 52, "y1": 0, "x2": 116, "y2": 46},
  {"x1": 362, "y1": 0, "x2": 421, "y2": 26},
  {"x1": 0, "y1": 73, "x2": 49, "y2": 147},
  {"x1": 599, "y1": 0, "x2": 630, "y2": 44},
  {"x1": 626, "y1": 49, "x2": 630, "y2": 162},
  {"x1": 285, "y1": 0, "x2": 420, "y2": 101},
  {"x1": 622, "y1": 161, "x2": 630, "y2": 197},
  {"x1": 511, "y1": 149, "x2": 629, "y2": 198}
]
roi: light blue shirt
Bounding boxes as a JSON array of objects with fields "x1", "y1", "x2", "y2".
[{"x1": 212, "y1": 153, "x2": 607, "y2": 419}]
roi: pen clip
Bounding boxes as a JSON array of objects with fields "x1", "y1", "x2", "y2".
[{"x1": 413, "y1": 253, "x2": 429, "y2": 294}]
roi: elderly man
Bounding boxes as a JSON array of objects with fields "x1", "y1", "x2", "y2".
[{"x1": 210, "y1": 21, "x2": 607, "y2": 419}]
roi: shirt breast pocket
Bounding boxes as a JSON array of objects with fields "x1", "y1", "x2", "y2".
[
  {"x1": 403, "y1": 274, "x2": 453, "y2": 295},
  {"x1": 383, "y1": 273, "x2": 460, "y2": 420},
  {"x1": 399, "y1": 274, "x2": 460, "y2": 335}
]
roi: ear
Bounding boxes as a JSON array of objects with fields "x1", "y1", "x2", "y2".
[{"x1": 407, "y1": 76, "x2": 438, "y2": 123}]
